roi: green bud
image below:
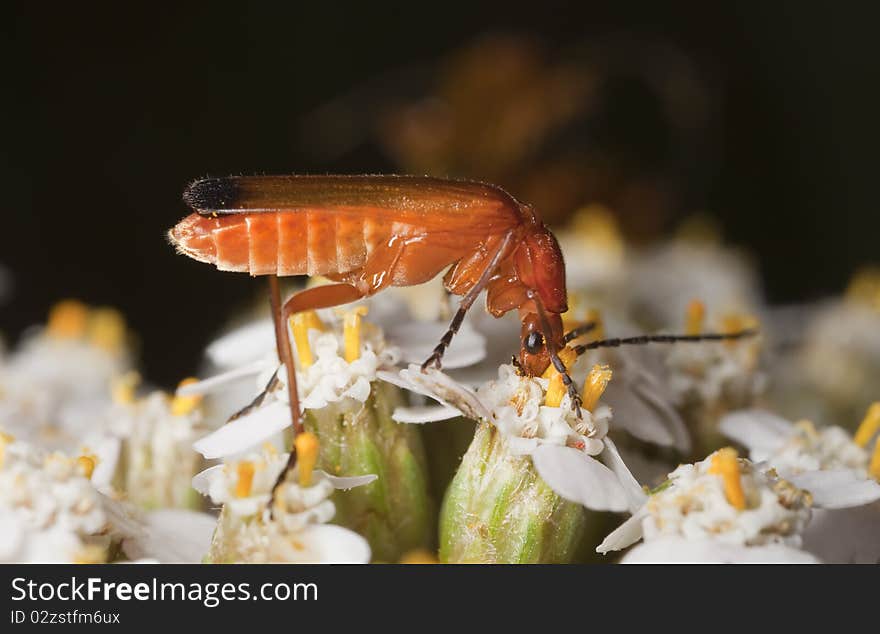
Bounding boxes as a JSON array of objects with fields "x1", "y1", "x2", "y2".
[
  {"x1": 440, "y1": 422, "x2": 586, "y2": 563},
  {"x1": 305, "y1": 380, "x2": 434, "y2": 562}
]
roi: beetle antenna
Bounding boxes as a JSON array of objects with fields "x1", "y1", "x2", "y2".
[
  {"x1": 572, "y1": 329, "x2": 758, "y2": 356},
  {"x1": 563, "y1": 321, "x2": 598, "y2": 344}
]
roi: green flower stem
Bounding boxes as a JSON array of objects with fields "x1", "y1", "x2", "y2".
[
  {"x1": 439, "y1": 422, "x2": 586, "y2": 563},
  {"x1": 305, "y1": 381, "x2": 434, "y2": 562}
]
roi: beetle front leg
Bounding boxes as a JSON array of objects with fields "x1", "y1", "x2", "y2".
[{"x1": 549, "y1": 349, "x2": 583, "y2": 419}]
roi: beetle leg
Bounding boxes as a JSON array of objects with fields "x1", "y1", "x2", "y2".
[
  {"x1": 422, "y1": 231, "x2": 515, "y2": 370},
  {"x1": 269, "y1": 281, "x2": 366, "y2": 511},
  {"x1": 531, "y1": 291, "x2": 584, "y2": 419}
]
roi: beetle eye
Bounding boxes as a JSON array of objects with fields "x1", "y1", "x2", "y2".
[{"x1": 524, "y1": 331, "x2": 544, "y2": 354}]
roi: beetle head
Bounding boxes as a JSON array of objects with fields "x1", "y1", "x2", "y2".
[{"x1": 518, "y1": 310, "x2": 564, "y2": 376}]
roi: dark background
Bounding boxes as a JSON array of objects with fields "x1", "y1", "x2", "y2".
[{"x1": 1, "y1": 2, "x2": 877, "y2": 386}]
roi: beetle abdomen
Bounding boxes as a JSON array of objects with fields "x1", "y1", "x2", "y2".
[{"x1": 169, "y1": 211, "x2": 375, "y2": 277}]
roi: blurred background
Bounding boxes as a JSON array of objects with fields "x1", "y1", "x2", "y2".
[{"x1": 1, "y1": 2, "x2": 877, "y2": 386}]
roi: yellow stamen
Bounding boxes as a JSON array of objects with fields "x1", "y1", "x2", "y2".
[
  {"x1": 541, "y1": 346, "x2": 577, "y2": 379},
  {"x1": 846, "y1": 266, "x2": 880, "y2": 311},
  {"x1": 676, "y1": 214, "x2": 721, "y2": 245},
  {"x1": 399, "y1": 549, "x2": 439, "y2": 564},
  {"x1": 854, "y1": 402, "x2": 880, "y2": 448},
  {"x1": 235, "y1": 461, "x2": 255, "y2": 498},
  {"x1": 0, "y1": 431, "x2": 14, "y2": 468},
  {"x1": 76, "y1": 454, "x2": 97, "y2": 479},
  {"x1": 585, "y1": 308, "x2": 604, "y2": 340},
  {"x1": 290, "y1": 311, "x2": 324, "y2": 368},
  {"x1": 582, "y1": 364, "x2": 612, "y2": 412},
  {"x1": 708, "y1": 448, "x2": 746, "y2": 510},
  {"x1": 869, "y1": 440, "x2": 880, "y2": 481},
  {"x1": 571, "y1": 204, "x2": 623, "y2": 255},
  {"x1": 685, "y1": 299, "x2": 705, "y2": 336},
  {"x1": 544, "y1": 371, "x2": 566, "y2": 408},
  {"x1": 720, "y1": 312, "x2": 758, "y2": 348},
  {"x1": 171, "y1": 377, "x2": 203, "y2": 416},
  {"x1": 111, "y1": 371, "x2": 141, "y2": 404},
  {"x1": 87, "y1": 307, "x2": 126, "y2": 352},
  {"x1": 47, "y1": 299, "x2": 88, "y2": 339},
  {"x1": 73, "y1": 545, "x2": 106, "y2": 564},
  {"x1": 343, "y1": 306, "x2": 369, "y2": 363},
  {"x1": 295, "y1": 431, "x2": 320, "y2": 487}
]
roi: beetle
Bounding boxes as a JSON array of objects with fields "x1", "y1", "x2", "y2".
[{"x1": 169, "y1": 175, "x2": 754, "y2": 489}]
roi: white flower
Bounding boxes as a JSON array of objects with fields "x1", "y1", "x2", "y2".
[
  {"x1": 0, "y1": 433, "x2": 141, "y2": 563},
  {"x1": 0, "y1": 302, "x2": 133, "y2": 447},
  {"x1": 598, "y1": 448, "x2": 817, "y2": 563},
  {"x1": 720, "y1": 408, "x2": 880, "y2": 562},
  {"x1": 188, "y1": 306, "x2": 485, "y2": 459},
  {"x1": 382, "y1": 363, "x2": 645, "y2": 513},
  {"x1": 193, "y1": 440, "x2": 373, "y2": 564},
  {"x1": 627, "y1": 238, "x2": 762, "y2": 329}
]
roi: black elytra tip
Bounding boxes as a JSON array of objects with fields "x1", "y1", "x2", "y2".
[{"x1": 182, "y1": 177, "x2": 241, "y2": 213}]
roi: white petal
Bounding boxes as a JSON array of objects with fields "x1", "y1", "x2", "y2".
[
  {"x1": 176, "y1": 360, "x2": 272, "y2": 396},
  {"x1": 787, "y1": 469, "x2": 880, "y2": 509},
  {"x1": 603, "y1": 375, "x2": 688, "y2": 451},
  {"x1": 399, "y1": 365, "x2": 490, "y2": 421},
  {"x1": 206, "y1": 319, "x2": 276, "y2": 368},
  {"x1": 294, "y1": 524, "x2": 371, "y2": 563},
  {"x1": 89, "y1": 436, "x2": 121, "y2": 492},
  {"x1": 192, "y1": 464, "x2": 223, "y2": 496},
  {"x1": 597, "y1": 507, "x2": 648, "y2": 553},
  {"x1": 718, "y1": 409, "x2": 794, "y2": 454},
  {"x1": 193, "y1": 400, "x2": 291, "y2": 459},
  {"x1": 122, "y1": 510, "x2": 216, "y2": 563},
  {"x1": 318, "y1": 472, "x2": 378, "y2": 490},
  {"x1": 600, "y1": 438, "x2": 648, "y2": 512},
  {"x1": 392, "y1": 321, "x2": 487, "y2": 369},
  {"x1": 621, "y1": 537, "x2": 820, "y2": 563},
  {"x1": 802, "y1": 505, "x2": 880, "y2": 563},
  {"x1": 531, "y1": 444, "x2": 629, "y2": 512},
  {"x1": 392, "y1": 405, "x2": 462, "y2": 424}
]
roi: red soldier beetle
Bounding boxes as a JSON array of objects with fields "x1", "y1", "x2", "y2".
[{"x1": 169, "y1": 175, "x2": 755, "y2": 494}]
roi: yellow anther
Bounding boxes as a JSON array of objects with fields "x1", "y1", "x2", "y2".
[
  {"x1": 343, "y1": 306, "x2": 370, "y2": 363},
  {"x1": 399, "y1": 549, "x2": 439, "y2": 564},
  {"x1": 87, "y1": 307, "x2": 126, "y2": 352},
  {"x1": 544, "y1": 371, "x2": 566, "y2": 408},
  {"x1": 869, "y1": 440, "x2": 880, "y2": 481},
  {"x1": 582, "y1": 364, "x2": 612, "y2": 412},
  {"x1": 794, "y1": 419, "x2": 819, "y2": 439},
  {"x1": 685, "y1": 299, "x2": 705, "y2": 336},
  {"x1": 263, "y1": 442, "x2": 278, "y2": 457},
  {"x1": 171, "y1": 377, "x2": 203, "y2": 416},
  {"x1": 676, "y1": 214, "x2": 721, "y2": 245},
  {"x1": 720, "y1": 312, "x2": 758, "y2": 348},
  {"x1": 541, "y1": 346, "x2": 577, "y2": 379},
  {"x1": 76, "y1": 454, "x2": 97, "y2": 479},
  {"x1": 846, "y1": 266, "x2": 880, "y2": 310},
  {"x1": 273, "y1": 483, "x2": 288, "y2": 515},
  {"x1": 111, "y1": 371, "x2": 140, "y2": 404},
  {"x1": 708, "y1": 448, "x2": 746, "y2": 510},
  {"x1": 854, "y1": 402, "x2": 880, "y2": 448},
  {"x1": 73, "y1": 544, "x2": 107, "y2": 564},
  {"x1": 0, "y1": 430, "x2": 13, "y2": 469},
  {"x1": 234, "y1": 461, "x2": 255, "y2": 498},
  {"x1": 290, "y1": 311, "x2": 323, "y2": 368},
  {"x1": 571, "y1": 204, "x2": 623, "y2": 254},
  {"x1": 295, "y1": 432, "x2": 320, "y2": 487},
  {"x1": 47, "y1": 299, "x2": 89, "y2": 339},
  {"x1": 585, "y1": 308, "x2": 604, "y2": 340}
]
